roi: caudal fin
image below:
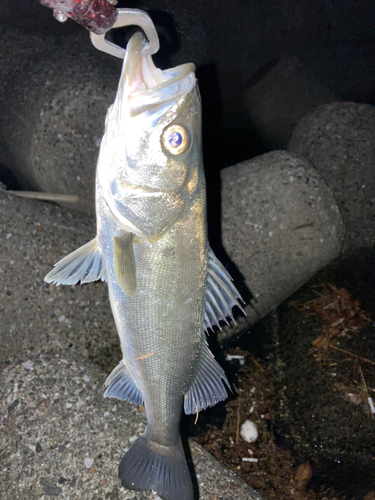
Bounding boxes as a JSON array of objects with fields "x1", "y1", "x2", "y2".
[{"x1": 119, "y1": 433, "x2": 193, "y2": 500}]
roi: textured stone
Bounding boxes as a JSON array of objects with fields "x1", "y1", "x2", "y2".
[
  {"x1": 288, "y1": 102, "x2": 375, "y2": 252},
  {"x1": 2, "y1": 0, "x2": 375, "y2": 194},
  {"x1": 244, "y1": 55, "x2": 337, "y2": 149},
  {"x1": 0, "y1": 353, "x2": 263, "y2": 500},
  {"x1": 0, "y1": 153, "x2": 345, "y2": 353},
  {"x1": 217, "y1": 151, "x2": 345, "y2": 342},
  {"x1": 0, "y1": 25, "x2": 119, "y2": 213},
  {"x1": 0, "y1": 192, "x2": 119, "y2": 371}
]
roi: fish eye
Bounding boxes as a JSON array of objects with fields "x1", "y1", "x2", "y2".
[{"x1": 161, "y1": 124, "x2": 190, "y2": 156}]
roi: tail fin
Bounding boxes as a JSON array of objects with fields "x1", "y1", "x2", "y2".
[{"x1": 119, "y1": 433, "x2": 193, "y2": 500}]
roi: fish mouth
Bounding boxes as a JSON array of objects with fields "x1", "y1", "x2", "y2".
[{"x1": 116, "y1": 32, "x2": 197, "y2": 116}]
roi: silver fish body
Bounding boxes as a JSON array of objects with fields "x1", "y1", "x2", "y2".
[
  {"x1": 96, "y1": 182, "x2": 207, "y2": 435},
  {"x1": 45, "y1": 32, "x2": 243, "y2": 500}
]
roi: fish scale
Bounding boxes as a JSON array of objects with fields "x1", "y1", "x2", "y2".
[
  {"x1": 97, "y1": 186, "x2": 205, "y2": 447},
  {"x1": 45, "y1": 31, "x2": 244, "y2": 500}
]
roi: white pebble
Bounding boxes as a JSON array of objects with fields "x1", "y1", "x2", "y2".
[
  {"x1": 84, "y1": 457, "x2": 93, "y2": 468},
  {"x1": 240, "y1": 420, "x2": 259, "y2": 443},
  {"x1": 22, "y1": 360, "x2": 34, "y2": 370}
]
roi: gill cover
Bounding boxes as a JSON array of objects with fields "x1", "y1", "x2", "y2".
[{"x1": 97, "y1": 32, "x2": 203, "y2": 243}]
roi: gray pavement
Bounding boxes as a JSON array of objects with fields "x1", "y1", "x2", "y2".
[
  {"x1": 0, "y1": 353, "x2": 263, "y2": 500},
  {"x1": 0, "y1": 192, "x2": 119, "y2": 371}
]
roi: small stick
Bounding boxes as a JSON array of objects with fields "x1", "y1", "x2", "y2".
[
  {"x1": 136, "y1": 351, "x2": 156, "y2": 360},
  {"x1": 193, "y1": 398, "x2": 199, "y2": 425},
  {"x1": 359, "y1": 365, "x2": 374, "y2": 420},
  {"x1": 235, "y1": 400, "x2": 241, "y2": 444},
  {"x1": 4, "y1": 190, "x2": 79, "y2": 203},
  {"x1": 329, "y1": 344, "x2": 375, "y2": 365}
]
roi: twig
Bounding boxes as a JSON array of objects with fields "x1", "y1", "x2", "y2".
[
  {"x1": 329, "y1": 344, "x2": 375, "y2": 365},
  {"x1": 136, "y1": 351, "x2": 156, "y2": 360},
  {"x1": 359, "y1": 365, "x2": 374, "y2": 420},
  {"x1": 193, "y1": 398, "x2": 199, "y2": 425},
  {"x1": 235, "y1": 400, "x2": 241, "y2": 444},
  {"x1": 4, "y1": 190, "x2": 79, "y2": 203}
]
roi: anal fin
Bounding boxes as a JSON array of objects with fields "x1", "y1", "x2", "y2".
[
  {"x1": 44, "y1": 238, "x2": 107, "y2": 286},
  {"x1": 184, "y1": 339, "x2": 229, "y2": 414},
  {"x1": 113, "y1": 233, "x2": 136, "y2": 296},
  {"x1": 104, "y1": 360, "x2": 143, "y2": 406}
]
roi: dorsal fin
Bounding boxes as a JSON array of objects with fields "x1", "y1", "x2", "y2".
[
  {"x1": 204, "y1": 247, "x2": 245, "y2": 331},
  {"x1": 44, "y1": 238, "x2": 107, "y2": 286}
]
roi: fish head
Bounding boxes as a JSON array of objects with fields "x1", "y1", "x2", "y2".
[{"x1": 97, "y1": 32, "x2": 204, "y2": 242}]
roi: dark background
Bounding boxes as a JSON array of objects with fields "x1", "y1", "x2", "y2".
[{"x1": 2, "y1": 0, "x2": 375, "y2": 167}]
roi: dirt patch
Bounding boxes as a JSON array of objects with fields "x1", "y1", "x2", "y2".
[
  {"x1": 190, "y1": 346, "x2": 341, "y2": 500},
  {"x1": 190, "y1": 248, "x2": 375, "y2": 500}
]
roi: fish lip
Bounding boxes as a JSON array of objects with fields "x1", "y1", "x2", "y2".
[
  {"x1": 117, "y1": 32, "x2": 196, "y2": 115},
  {"x1": 116, "y1": 31, "x2": 147, "y2": 97}
]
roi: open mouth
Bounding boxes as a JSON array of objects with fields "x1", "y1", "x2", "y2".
[{"x1": 115, "y1": 32, "x2": 197, "y2": 116}]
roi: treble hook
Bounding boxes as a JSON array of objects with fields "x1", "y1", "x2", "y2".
[{"x1": 90, "y1": 8, "x2": 160, "y2": 58}]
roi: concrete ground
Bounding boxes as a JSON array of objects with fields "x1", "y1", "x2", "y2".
[{"x1": 0, "y1": 353, "x2": 264, "y2": 500}]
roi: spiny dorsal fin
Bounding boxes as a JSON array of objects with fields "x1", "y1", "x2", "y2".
[
  {"x1": 44, "y1": 238, "x2": 107, "y2": 286},
  {"x1": 204, "y1": 247, "x2": 245, "y2": 331},
  {"x1": 113, "y1": 232, "x2": 136, "y2": 296},
  {"x1": 104, "y1": 360, "x2": 143, "y2": 405},
  {"x1": 184, "y1": 339, "x2": 229, "y2": 414}
]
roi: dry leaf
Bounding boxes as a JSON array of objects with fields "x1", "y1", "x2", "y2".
[
  {"x1": 312, "y1": 335, "x2": 329, "y2": 349},
  {"x1": 293, "y1": 461, "x2": 313, "y2": 488}
]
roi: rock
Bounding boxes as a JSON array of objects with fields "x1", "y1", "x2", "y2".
[
  {"x1": 0, "y1": 192, "x2": 119, "y2": 371},
  {"x1": 0, "y1": 353, "x2": 264, "y2": 500},
  {"x1": 292, "y1": 462, "x2": 313, "y2": 489},
  {"x1": 288, "y1": 102, "x2": 375, "y2": 252},
  {"x1": 2, "y1": 1, "x2": 375, "y2": 192},
  {"x1": 244, "y1": 56, "x2": 337, "y2": 150},
  {"x1": 240, "y1": 420, "x2": 258, "y2": 444},
  {"x1": 217, "y1": 150, "x2": 345, "y2": 343},
  {"x1": 0, "y1": 151, "x2": 344, "y2": 355},
  {"x1": 0, "y1": 25, "x2": 119, "y2": 214}
]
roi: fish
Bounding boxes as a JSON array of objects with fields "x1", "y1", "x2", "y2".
[{"x1": 45, "y1": 31, "x2": 244, "y2": 500}]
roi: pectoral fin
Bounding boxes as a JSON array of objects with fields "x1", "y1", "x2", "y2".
[
  {"x1": 203, "y1": 247, "x2": 245, "y2": 331},
  {"x1": 184, "y1": 339, "x2": 229, "y2": 414},
  {"x1": 44, "y1": 238, "x2": 107, "y2": 286},
  {"x1": 113, "y1": 232, "x2": 137, "y2": 296}
]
